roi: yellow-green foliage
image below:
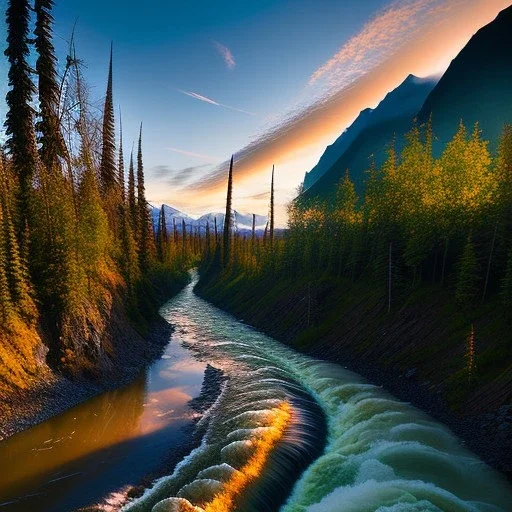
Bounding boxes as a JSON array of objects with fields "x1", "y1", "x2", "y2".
[
  {"x1": 0, "y1": 314, "x2": 42, "y2": 393},
  {"x1": 204, "y1": 121, "x2": 512, "y2": 318}
]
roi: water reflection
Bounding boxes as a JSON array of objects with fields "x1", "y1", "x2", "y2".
[{"x1": 0, "y1": 336, "x2": 206, "y2": 512}]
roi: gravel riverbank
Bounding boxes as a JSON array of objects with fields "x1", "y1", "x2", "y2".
[{"x1": 0, "y1": 318, "x2": 174, "y2": 442}]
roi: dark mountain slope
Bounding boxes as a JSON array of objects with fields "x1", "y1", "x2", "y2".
[
  {"x1": 303, "y1": 75, "x2": 437, "y2": 199},
  {"x1": 303, "y1": 108, "x2": 373, "y2": 191},
  {"x1": 418, "y1": 5, "x2": 512, "y2": 149}
]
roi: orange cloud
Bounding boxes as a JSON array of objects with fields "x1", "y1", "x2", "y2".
[{"x1": 157, "y1": 0, "x2": 512, "y2": 225}]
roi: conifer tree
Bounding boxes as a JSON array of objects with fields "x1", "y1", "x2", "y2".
[
  {"x1": 4, "y1": 0, "x2": 39, "y2": 233},
  {"x1": 137, "y1": 125, "x2": 153, "y2": 272},
  {"x1": 34, "y1": 0, "x2": 66, "y2": 171},
  {"x1": 223, "y1": 156, "x2": 234, "y2": 266},
  {"x1": 157, "y1": 204, "x2": 168, "y2": 263},
  {"x1": 1, "y1": 199, "x2": 36, "y2": 320},
  {"x1": 205, "y1": 220, "x2": 211, "y2": 259},
  {"x1": 118, "y1": 112, "x2": 125, "y2": 201},
  {"x1": 77, "y1": 167, "x2": 109, "y2": 288},
  {"x1": 182, "y1": 219, "x2": 187, "y2": 260},
  {"x1": 0, "y1": 220, "x2": 12, "y2": 321},
  {"x1": 128, "y1": 147, "x2": 137, "y2": 228},
  {"x1": 269, "y1": 165, "x2": 275, "y2": 251},
  {"x1": 455, "y1": 234, "x2": 480, "y2": 310},
  {"x1": 0, "y1": 160, "x2": 12, "y2": 320},
  {"x1": 99, "y1": 44, "x2": 116, "y2": 193},
  {"x1": 119, "y1": 206, "x2": 140, "y2": 291}
]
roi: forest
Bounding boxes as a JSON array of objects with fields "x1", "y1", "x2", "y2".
[
  {"x1": 204, "y1": 120, "x2": 512, "y2": 311},
  {"x1": 198, "y1": 119, "x2": 512, "y2": 408},
  {"x1": 0, "y1": 0, "x2": 198, "y2": 395},
  {"x1": 2, "y1": 0, "x2": 511, "y2": 414}
]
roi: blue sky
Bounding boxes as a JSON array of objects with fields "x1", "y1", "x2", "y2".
[
  {"x1": 49, "y1": 0, "x2": 386, "y2": 179},
  {"x1": 0, "y1": 0, "x2": 510, "y2": 222}
]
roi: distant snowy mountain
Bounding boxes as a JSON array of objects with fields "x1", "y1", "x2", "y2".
[
  {"x1": 151, "y1": 205, "x2": 268, "y2": 234},
  {"x1": 150, "y1": 204, "x2": 195, "y2": 232}
]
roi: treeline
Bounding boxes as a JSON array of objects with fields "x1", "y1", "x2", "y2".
[
  {"x1": 199, "y1": 156, "x2": 277, "y2": 277},
  {"x1": 201, "y1": 120, "x2": 512, "y2": 321},
  {"x1": 0, "y1": 0, "x2": 187, "y2": 391}
]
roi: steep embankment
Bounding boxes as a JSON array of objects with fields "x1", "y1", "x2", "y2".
[
  {"x1": 0, "y1": 271, "x2": 190, "y2": 440},
  {"x1": 195, "y1": 271, "x2": 512, "y2": 478}
]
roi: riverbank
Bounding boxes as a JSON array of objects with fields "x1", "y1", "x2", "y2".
[
  {"x1": 195, "y1": 270, "x2": 512, "y2": 479},
  {"x1": 0, "y1": 271, "x2": 190, "y2": 442}
]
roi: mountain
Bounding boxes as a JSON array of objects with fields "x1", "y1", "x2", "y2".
[
  {"x1": 151, "y1": 205, "x2": 268, "y2": 234},
  {"x1": 302, "y1": 74, "x2": 438, "y2": 198},
  {"x1": 196, "y1": 212, "x2": 268, "y2": 232},
  {"x1": 417, "y1": 5, "x2": 512, "y2": 150},
  {"x1": 303, "y1": 108, "x2": 373, "y2": 191},
  {"x1": 150, "y1": 204, "x2": 195, "y2": 232}
]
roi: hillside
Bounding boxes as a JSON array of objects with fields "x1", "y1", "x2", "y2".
[
  {"x1": 303, "y1": 74, "x2": 437, "y2": 198},
  {"x1": 303, "y1": 5, "x2": 512, "y2": 202},
  {"x1": 418, "y1": 5, "x2": 512, "y2": 150}
]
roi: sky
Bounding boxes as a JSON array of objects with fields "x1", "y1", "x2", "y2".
[{"x1": 0, "y1": 0, "x2": 511, "y2": 225}]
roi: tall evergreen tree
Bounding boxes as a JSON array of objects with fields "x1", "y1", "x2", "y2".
[
  {"x1": 4, "y1": 0, "x2": 39, "y2": 234},
  {"x1": 205, "y1": 220, "x2": 211, "y2": 259},
  {"x1": 99, "y1": 43, "x2": 116, "y2": 193},
  {"x1": 34, "y1": 0, "x2": 66, "y2": 170},
  {"x1": 455, "y1": 235, "x2": 480, "y2": 310},
  {"x1": 0, "y1": 218, "x2": 12, "y2": 321},
  {"x1": 118, "y1": 111, "x2": 125, "y2": 201},
  {"x1": 157, "y1": 204, "x2": 168, "y2": 263},
  {"x1": 128, "y1": 147, "x2": 137, "y2": 228},
  {"x1": 182, "y1": 219, "x2": 187, "y2": 260},
  {"x1": 269, "y1": 164, "x2": 275, "y2": 251},
  {"x1": 223, "y1": 156, "x2": 234, "y2": 266},
  {"x1": 1, "y1": 199, "x2": 36, "y2": 320},
  {"x1": 0, "y1": 159, "x2": 12, "y2": 321},
  {"x1": 137, "y1": 124, "x2": 153, "y2": 272},
  {"x1": 78, "y1": 167, "x2": 109, "y2": 288}
]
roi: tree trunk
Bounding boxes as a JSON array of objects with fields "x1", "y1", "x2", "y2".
[
  {"x1": 388, "y1": 242, "x2": 392, "y2": 313},
  {"x1": 482, "y1": 221, "x2": 498, "y2": 303}
]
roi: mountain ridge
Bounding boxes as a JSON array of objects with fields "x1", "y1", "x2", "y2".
[
  {"x1": 302, "y1": 73, "x2": 438, "y2": 198},
  {"x1": 302, "y1": 5, "x2": 512, "y2": 202},
  {"x1": 151, "y1": 204, "x2": 268, "y2": 233}
]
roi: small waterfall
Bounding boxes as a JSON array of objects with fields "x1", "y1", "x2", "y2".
[{"x1": 123, "y1": 272, "x2": 512, "y2": 512}]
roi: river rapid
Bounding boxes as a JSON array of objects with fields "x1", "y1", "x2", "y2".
[
  {"x1": 124, "y1": 273, "x2": 512, "y2": 512},
  {"x1": 1, "y1": 271, "x2": 512, "y2": 512}
]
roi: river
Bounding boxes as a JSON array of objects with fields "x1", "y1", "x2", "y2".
[{"x1": 1, "y1": 272, "x2": 511, "y2": 512}]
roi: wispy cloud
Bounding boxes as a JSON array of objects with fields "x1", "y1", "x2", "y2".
[
  {"x1": 213, "y1": 40, "x2": 236, "y2": 69},
  {"x1": 152, "y1": 164, "x2": 213, "y2": 187},
  {"x1": 166, "y1": 146, "x2": 220, "y2": 162},
  {"x1": 309, "y1": 0, "x2": 443, "y2": 89},
  {"x1": 177, "y1": 88, "x2": 256, "y2": 116},
  {"x1": 178, "y1": 90, "x2": 219, "y2": 106},
  {"x1": 182, "y1": 0, "x2": 507, "y2": 197}
]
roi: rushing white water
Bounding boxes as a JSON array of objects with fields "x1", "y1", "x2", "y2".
[{"x1": 123, "y1": 272, "x2": 512, "y2": 512}]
